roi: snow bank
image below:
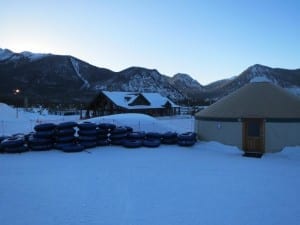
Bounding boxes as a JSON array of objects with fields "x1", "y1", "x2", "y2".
[
  {"x1": 0, "y1": 103, "x2": 80, "y2": 135},
  {"x1": 0, "y1": 105, "x2": 191, "y2": 135},
  {"x1": 86, "y1": 113, "x2": 181, "y2": 132},
  {"x1": 0, "y1": 103, "x2": 17, "y2": 120}
]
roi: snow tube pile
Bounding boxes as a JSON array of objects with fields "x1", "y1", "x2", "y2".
[
  {"x1": 161, "y1": 132, "x2": 178, "y2": 144},
  {"x1": 77, "y1": 122, "x2": 98, "y2": 149},
  {"x1": 98, "y1": 123, "x2": 116, "y2": 132},
  {"x1": 54, "y1": 121, "x2": 80, "y2": 152},
  {"x1": 123, "y1": 139, "x2": 143, "y2": 148},
  {"x1": 60, "y1": 143, "x2": 85, "y2": 153},
  {"x1": 56, "y1": 121, "x2": 78, "y2": 131},
  {"x1": 143, "y1": 139, "x2": 161, "y2": 148},
  {"x1": 143, "y1": 132, "x2": 162, "y2": 148},
  {"x1": 0, "y1": 135, "x2": 28, "y2": 153},
  {"x1": 1, "y1": 120, "x2": 197, "y2": 154},
  {"x1": 123, "y1": 131, "x2": 145, "y2": 148},
  {"x1": 177, "y1": 132, "x2": 197, "y2": 146},
  {"x1": 96, "y1": 128, "x2": 110, "y2": 146},
  {"x1": 109, "y1": 126, "x2": 129, "y2": 145},
  {"x1": 146, "y1": 132, "x2": 162, "y2": 140},
  {"x1": 0, "y1": 135, "x2": 10, "y2": 152},
  {"x1": 96, "y1": 123, "x2": 111, "y2": 146},
  {"x1": 28, "y1": 123, "x2": 56, "y2": 151},
  {"x1": 127, "y1": 131, "x2": 146, "y2": 140},
  {"x1": 124, "y1": 126, "x2": 133, "y2": 133}
]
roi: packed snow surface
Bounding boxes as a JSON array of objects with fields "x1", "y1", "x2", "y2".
[{"x1": 0, "y1": 103, "x2": 299, "y2": 225}]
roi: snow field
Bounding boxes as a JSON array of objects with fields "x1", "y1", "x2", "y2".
[
  {"x1": 1, "y1": 143, "x2": 300, "y2": 225},
  {"x1": 0, "y1": 103, "x2": 299, "y2": 225}
]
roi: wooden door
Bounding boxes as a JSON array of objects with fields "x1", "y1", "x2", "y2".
[{"x1": 243, "y1": 119, "x2": 265, "y2": 153}]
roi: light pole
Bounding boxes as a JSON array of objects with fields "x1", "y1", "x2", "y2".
[{"x1": 13, "y1": 88, "x2": 21, "y2": 118}]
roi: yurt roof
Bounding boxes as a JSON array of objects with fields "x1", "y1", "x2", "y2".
[{"x1": 195, "y1": 82, "x2": 300, "y2": 120}]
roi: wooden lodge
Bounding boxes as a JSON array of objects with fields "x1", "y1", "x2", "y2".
[{"x1": 87, "y1": 91, "x2": 180, "y2": 117}]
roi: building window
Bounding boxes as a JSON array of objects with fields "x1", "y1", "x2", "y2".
[{"x1": 247, "y1": 121, "x2": 260, "y2": 137}]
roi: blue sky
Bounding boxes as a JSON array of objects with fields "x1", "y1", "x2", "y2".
[{"x1": 1, "y1": 0, "x2": 299, "y2": 84}]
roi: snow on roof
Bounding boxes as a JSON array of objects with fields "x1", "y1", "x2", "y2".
[
  {"x1": 142, "y1": 93, "x2": 178, "y2": 107},
  {"x1": 102, "y1": 91, "x2": 178, "y2": 109}
]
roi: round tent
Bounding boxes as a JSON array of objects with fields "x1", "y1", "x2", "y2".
[{"x1": 194, "y1": 82, "x2": 300, "y2": 153}]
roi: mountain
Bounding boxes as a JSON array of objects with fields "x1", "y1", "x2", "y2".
[
  {"x1": 1, "y1": 48, "x2": 300, "y2": 107},
  {"x1": 169, "y1": 73, "x2": 204, "y2": 102},
  {"x1": 0, "y1": 49, "x2": 187, "y2": 106},
  {"x1": 0, "y1": 49, "x2": 117, "y2": 106},
  {"x1": 0, "y1": 48, "x2": 49, "y2": 62},
  {"x1": 202, "y1": 64, "x2": 300, "y2": 101}
]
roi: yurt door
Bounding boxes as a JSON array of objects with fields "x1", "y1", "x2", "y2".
[{"x1": 243, "y1": 119, "x2": 265, "y2": 153}]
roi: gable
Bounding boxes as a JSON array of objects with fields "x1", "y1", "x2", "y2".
[
  {"x1": 128, "y1": 94, "x2": 151, "y2": 106},
  {"x1": 101, "y1": 91, "x2": 178, "y2": 109},
  {"x1": 163, "y1": 101, "x2": 172, "y2": 108}
]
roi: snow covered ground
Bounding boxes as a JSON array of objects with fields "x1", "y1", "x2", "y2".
[{"x1": 0, "y1": 103, "x2": 299, "y2": 225}]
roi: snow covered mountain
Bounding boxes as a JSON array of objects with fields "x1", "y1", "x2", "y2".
[
  {"x1": 0, "y1": 48, "x2": 49, "y2": 62},
  {"x1": 0, "y1": 48, "x2": 300, "y2": 107},
  {"x1": 0, "y1": 49, "x2": 186, "y2": 106},
  {"x1": 168, "y1": 73, "x2": 204, "y2": 104},
  {"x1": 202, "y1": 64, "x2": 300, "y2": 101}
]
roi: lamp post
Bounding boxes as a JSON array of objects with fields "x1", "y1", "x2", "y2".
[{"x1": 13, "y1": 88, "x2": 21, "y2": 118}]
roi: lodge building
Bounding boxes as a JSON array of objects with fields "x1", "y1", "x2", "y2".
[{"x1": 88, "y1": 91, "x2": 180, "y2": 117}]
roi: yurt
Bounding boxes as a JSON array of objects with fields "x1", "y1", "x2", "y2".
[{"x1": 194, "y1": 82, "x2": 300, "y2": 153}]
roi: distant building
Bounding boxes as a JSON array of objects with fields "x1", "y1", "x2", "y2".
[{"x1": 88, "y1": 91, "x2": 180, "y2": 117}]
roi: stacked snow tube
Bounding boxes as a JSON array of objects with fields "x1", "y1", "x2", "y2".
[
  {"x1": 123, "y1": 131, "x2": 145, "y2": 148},
  {"x1": 59, "y1": 143, "x2": 85, "y2": 153},
  {"x1": 54, "y1": 121, "x2": 82, "y2": 152},
  {"x1": 0, "y1": 136, "x2": 10, "y2": 153},
  {"x1": 143, "y1": 132, "x2": 161, "y2": 148},
  {"x1": 0, "y1": 135, "x2": 28, "y2": 153},
  {"x1": 177, "y1": 132, "x2": 197, "y2": 146},
  {"x1": 98, "y1": 123, "x2": 116, "y2": 145},
  {"x1": 124, "y1": 126, "x2": 133, "y2": 133},
  {"x1": 96, "y1": 123, "x2": 116, "y2": 146},
  {"x1": 77, "y1": 122, "x2": 98, "y2": 149},
  {"x1": 161, "y1": 132, "x2": 178, "y2": 144},
  {"x1": 109, "y1": 126, "x2": 128, "y2": 145},
  {"x1": 98, "y1": 123, "x2": 116, "y2": 132},
  {"x1": 96, "y1": 128, "x2": 110, "y2": 146},
  {"x1": 28, "y1": 123, "x2": 56, "y2": 151}
]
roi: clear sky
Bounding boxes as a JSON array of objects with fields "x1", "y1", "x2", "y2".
[{"x1": 1, "y1": 0, "x2": 299, "y2": 84}]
